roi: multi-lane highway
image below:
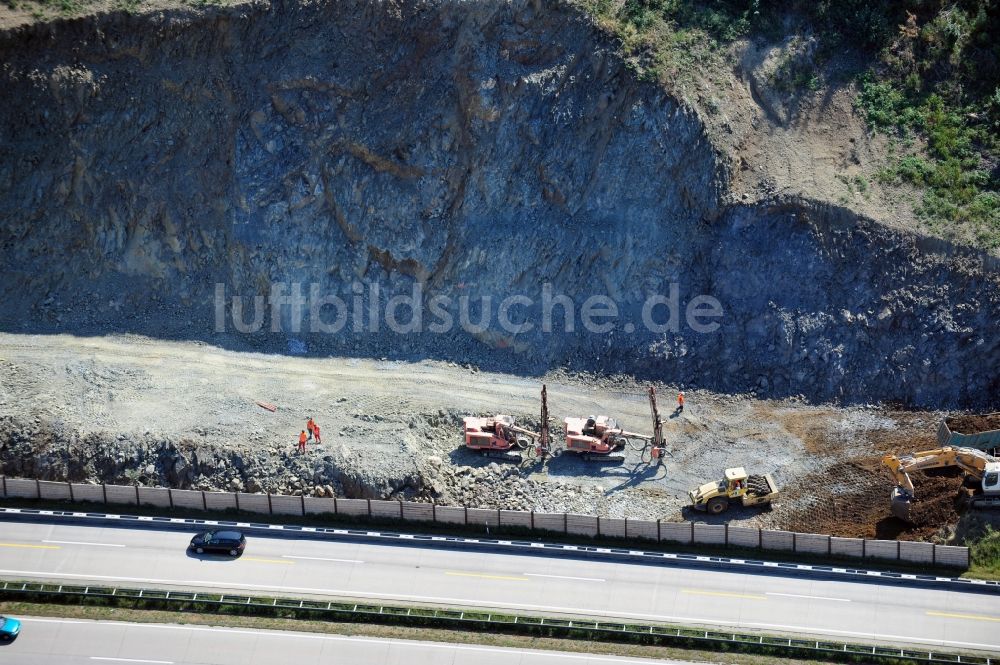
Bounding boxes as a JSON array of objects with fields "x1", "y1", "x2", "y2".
[
  {"x1": 0, "y1": 520, "x2": 997, "y2": 653},
  {"x1": 0, "y1": 617, "x2": 705, "y2": 664}
]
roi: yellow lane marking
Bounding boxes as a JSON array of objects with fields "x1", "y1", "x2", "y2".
[
  {"x1": 681, "y1": 588, "x2": 767, "y2": 600},
  {"x1": 446, "y1": 571, "x2": 529, "y2": 582},
  {"x1": 928, "y1": 611, "x2": 1000, "y2": 623},
  {"x1": 241, "y1": 557, "x2": 295, "y2": 565},
  {"x1": 0, "y1": 543, "x2": 60, "y2": 550}
]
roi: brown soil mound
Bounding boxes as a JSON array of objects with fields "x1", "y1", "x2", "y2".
[
  {"x1": 946, "y1": 413, "x2": 1000, "y2": 434},
  {"x1": 903, "y1": 474, "x2": 964, "y2": 526}
]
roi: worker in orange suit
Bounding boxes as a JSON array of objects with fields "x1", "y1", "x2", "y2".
[
  {"x1": 313, "y1": 423, "x2": 322, "y2": 444},
  {"x1": 298, "y1": 430, "x2": 307, "y2": 454},
  {"x1": 306, "y1": 417, "x2": 316, "y2": 440},
  {"x1": 677, "y1": 391, "x2": 685, "y2": 413}
]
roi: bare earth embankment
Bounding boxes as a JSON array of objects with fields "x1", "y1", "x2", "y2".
[{"x1": 0, "y1": 333, "x2": 960, "y2": 541}]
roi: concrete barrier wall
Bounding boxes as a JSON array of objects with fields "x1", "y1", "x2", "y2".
[
  {"x1": 370, "y1": 500, "x2": 402, "y2": 520},
  {"x1": 899, "y1": 541, "x2": 934, "y2": 565},
  {"x1": 170, "y1": 489, "x2": 205, "y2": 511},
  {"x1": 934, "y1": 545, "x2": 969, "y2": 568},
  {"x1": 794, "y1": 533, "x2": 830, "y2": 555},
  {"x1": 467, "y1": 508, "x2": 500, "y2": 527},
  {"x1": 0, "y1": 477, "x2": 970, "y2": 568},
  {"x1": 336, "y1": 498, "x2": 369, "y2": 517},
  {"x1": 434, "y1": 505, "x2": 466, "y2": 525},
  {"x1": 532, "y1": 512, "x2": 565, "y2": 534},
  {"x1": 402, "y1": 502, "x2": 434, "y2": 523},
  {"x1": 270, "y1": 494, "x2": 303, "y2": 516},
  {"x1": 70, "y1": 484, "x2": 105, "y2": 503},
  {"x1": 728, "y1": 526, "x2": 760, "y2": 548},
  {"x1": 304, "y1": 496, "x2": 337, "y2": 516},
  {"x1": 5, "y1": 478, "x2": 39, "y2": 499},
  {"x1": 761, "y1": 529, "x2": 794, "y2": 551},
  {"x1": 599, "y1": 518, "x2": 626, "y2": 539},
  {"x1": 566, "y1": 514, "x2": 598, "y2": 537},
  {"x1": 660, "y1": 522, "x2": 692, "y2": 544},
  {"x1": 499, "y1": 510, "x2": 531, "y2": 529},
  {"x1": 38, "y1": 481, "x2": 72, "y2": 501},
  {"x1": 204, "y1": 492, "x2": 237, "y2": 512},
  {"x1": 626, "y1": 519, "x2": 658, "y2": 541},
  {"x1": 693, "y1": 523, "x2": 726, "y2": 545},
  {"x1": 831, "y1": 537, "x2": 864, "y2": 558},
  {"x1": 236, "y1": 493, "x2": 270, "y2": 514},
  {"x1": 137, "y1": 487, "x2": 171, "y2": 508},
  {"x1": 105, "y1": 484, "x2": 138, "y2": 506},
  {"x1": 865, "y1": 539, "x2": 899, "y2": 560}
]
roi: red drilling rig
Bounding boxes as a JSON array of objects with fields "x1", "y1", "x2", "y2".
[
  {"x1": 563, "y1": 386, "x2": 666, "y2": 463},
  {"x1": 462, "y1": 385, "x2": 550, "y2": 463}
]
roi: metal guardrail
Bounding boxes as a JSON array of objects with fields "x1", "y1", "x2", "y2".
[{"x1": 0, "y1": 580, "x2": 992, "y2": 665}]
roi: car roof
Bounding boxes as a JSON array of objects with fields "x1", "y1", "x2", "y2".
[{"x1": 214, "y1": 530, "x2": 244, "y2": 540}]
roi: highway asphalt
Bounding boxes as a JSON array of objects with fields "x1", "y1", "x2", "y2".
[
  {"x1": 0, "y1": 617, "x2": 706, "y2": 664},
  {"x1": 0, "y1": 521, "x2": 997, "y2": 652}
]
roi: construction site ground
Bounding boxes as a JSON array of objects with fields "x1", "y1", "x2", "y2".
[
  {"x1": 0, "y1": 333, "x2": 977, "y2": 543},
  {"x1": 946, "y1": 413, "x2": 1000, "y2": 435}
]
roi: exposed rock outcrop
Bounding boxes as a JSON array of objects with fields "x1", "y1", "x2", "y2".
[{"x1": 0, "y1": 0, "x2": 997, "y2": 407}]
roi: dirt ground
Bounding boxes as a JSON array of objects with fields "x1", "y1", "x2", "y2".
[
  {"x1": 0, "y1": 332, "x2": 975, "y2": 542},
  {"x1": 946, "y1": 413, "x2": 1000, "y2": 434}
]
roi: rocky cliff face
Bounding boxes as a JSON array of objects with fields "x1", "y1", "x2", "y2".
[{"x1": 0, "y1": 0, "x2": 997, "y2": 407}]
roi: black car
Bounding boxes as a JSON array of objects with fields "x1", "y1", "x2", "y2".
[{"x1": 189, "y1": 530, "x2": 246, "y2": 556}]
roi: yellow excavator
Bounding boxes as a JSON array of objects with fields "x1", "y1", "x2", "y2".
[{"x1": 881, "y1": 446, "x2": 1000, "y2": 522}]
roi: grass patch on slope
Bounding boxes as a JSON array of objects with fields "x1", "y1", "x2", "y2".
[
  {"x1": 965, "y1": 525, "x2": 1000, "y2": 581},
  {"x1": 573, "y1": 0, "x2": 1000, "y2": 249}
]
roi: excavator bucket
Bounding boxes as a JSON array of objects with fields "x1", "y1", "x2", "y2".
[{"x1": 890, "y1": 486, "x2": 913, "y2": 523}]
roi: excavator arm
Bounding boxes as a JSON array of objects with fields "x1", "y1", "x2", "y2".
[
  {"x1": 881, "y1": 454, "x2": 916, "y2": 495},
  {"x1": 882, "y1": 447, "x2": 994, "y2": 522}
]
